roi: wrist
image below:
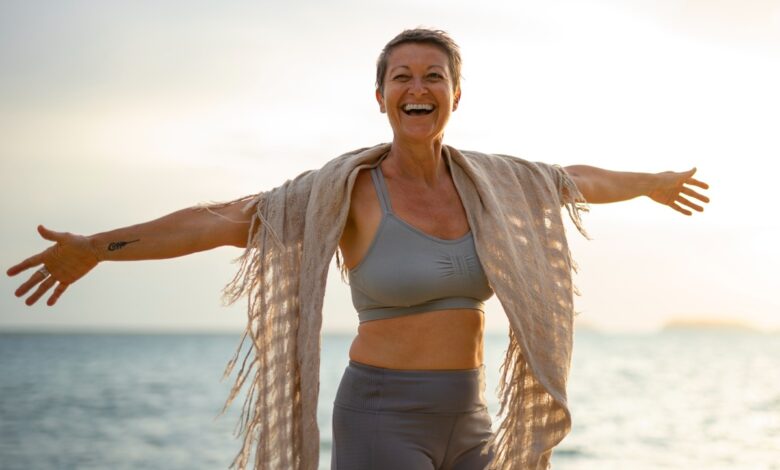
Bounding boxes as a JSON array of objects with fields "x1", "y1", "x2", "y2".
[
  {"x1": 640, "y1": 172, "x2": 663, "y2": 198},
  {"x1": 87, "y1": 234, "x2": 106, "y2": 262}
]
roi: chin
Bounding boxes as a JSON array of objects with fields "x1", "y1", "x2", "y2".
[{"x1": 398, "y1": 128, "x2": 443, "y2": 143}]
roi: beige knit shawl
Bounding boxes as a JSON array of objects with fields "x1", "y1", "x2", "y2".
[{"x1": 220, "y1": 143, "x2": 587, "y2": 470}]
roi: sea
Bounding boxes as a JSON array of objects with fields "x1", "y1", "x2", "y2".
[{"x1": 0, "y1": 330, "x2": 778, "y2": 470}]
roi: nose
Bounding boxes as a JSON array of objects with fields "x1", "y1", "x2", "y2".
[{"x1": 409, "y1": 77, "x2": 428, "y2": 96}]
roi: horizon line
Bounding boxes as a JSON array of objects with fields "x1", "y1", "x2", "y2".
[{"x1": 1, "y1": 325, "x2": 776, "y2": 335}]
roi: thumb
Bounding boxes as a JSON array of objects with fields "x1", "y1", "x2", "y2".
[{"x1": 38, "y1": 225, "x2": 67, "y2": 242}]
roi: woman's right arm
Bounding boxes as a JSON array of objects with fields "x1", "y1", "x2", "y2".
[{"x1": 6, "y1": 199, "x2": 255, "y2": 306}]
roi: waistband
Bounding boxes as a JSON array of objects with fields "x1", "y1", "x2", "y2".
[
  {"x1": 334, "y1": 360, "x2": 487, "y2": 414},
  {"x1": 348, "y1": 359, "x2": 484, "y2": 375}
]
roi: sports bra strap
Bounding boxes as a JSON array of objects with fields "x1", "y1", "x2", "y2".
[{"x1": 370, "y1": 166, "x2": 394, "y2": 214}]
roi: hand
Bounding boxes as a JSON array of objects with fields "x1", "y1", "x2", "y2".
[
  {"x1": 6, "y1": 225, "x2": 100, "y2": 306},
  {"x1": 647, "y1": 168, "x2": 710, "y2": 216}
]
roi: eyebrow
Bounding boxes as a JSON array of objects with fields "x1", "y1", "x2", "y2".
[{"x1": 389, "y1": 65, "x2": 447, "y2": 74}]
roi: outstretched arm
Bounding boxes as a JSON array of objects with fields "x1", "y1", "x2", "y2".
[
  {"x1": 564, "y1": 165, "x2": 710, "y2": 215},
  {"x1": 6, "y1": 199, "x2": 254, "y2": 306}
]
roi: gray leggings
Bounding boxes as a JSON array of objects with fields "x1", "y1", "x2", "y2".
[{"x1": 331, "y1": 360, "x2": 494, "y2": 470}]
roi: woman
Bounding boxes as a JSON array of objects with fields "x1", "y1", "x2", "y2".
[{"x1": 7, "y1": 29, "x2": 708, "y2": 470}]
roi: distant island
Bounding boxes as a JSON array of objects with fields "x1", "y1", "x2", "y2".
[{"x1": 662, "y1": 317, "x2": 757, "y2": 332}]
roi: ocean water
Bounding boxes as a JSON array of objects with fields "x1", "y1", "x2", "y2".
[{"x1": 0, "y1": 331, "x2": 777, "y2": 470}]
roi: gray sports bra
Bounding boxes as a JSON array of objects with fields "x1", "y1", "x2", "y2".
[{"x1": 348, "y1": 163, "x2": 494, "y2": 323}]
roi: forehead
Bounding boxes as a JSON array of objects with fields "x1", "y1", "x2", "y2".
[{"x1": 386, "y1": 43, "x2": 450, "y2": 71}]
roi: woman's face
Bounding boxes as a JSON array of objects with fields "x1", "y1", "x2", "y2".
[{"x1": 376, "y1": 43, "x2": 460, "y2": 146}]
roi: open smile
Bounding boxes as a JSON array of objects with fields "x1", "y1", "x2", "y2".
[{"x1": 402, "y1": 103, "x2": 436, "y2": 116}]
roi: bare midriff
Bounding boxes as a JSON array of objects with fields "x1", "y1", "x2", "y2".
[{"x1": 348, "y1": 308, "x2": 484, "y2": 370}]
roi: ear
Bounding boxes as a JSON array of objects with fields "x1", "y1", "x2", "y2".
[
  {"x1": 375, "y1": 88, "x2": 386, "y2": 113},
  {"x1": 453, "y1": 88, "x2": 462, "y2": 111}
]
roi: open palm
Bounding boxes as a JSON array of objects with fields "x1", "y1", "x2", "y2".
[
  {"x1": 647, "y1": 168, "x2": 710, "y2": 216},
  {"x1": 6, "y1": 225, "x2": 99, "y2": 306}
]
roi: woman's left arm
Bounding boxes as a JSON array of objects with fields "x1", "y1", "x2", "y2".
[{"x1": 564, "y1": 165, "x2": 710, "y2": 215}]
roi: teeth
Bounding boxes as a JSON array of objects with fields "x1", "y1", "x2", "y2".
[{"x1": 403, "y1": 103, "x2": 434, "y2": 111}]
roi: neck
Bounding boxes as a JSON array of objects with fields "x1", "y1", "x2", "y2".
[{"x1": 385, "y1": 137, "x2": 448, "y2": 186}]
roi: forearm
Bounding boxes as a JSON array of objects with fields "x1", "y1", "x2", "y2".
[
  {"x1": 89, "y1": 203, "x2": 252, "y2": 262},
  {"x1": 564, "y1": 165, "x2": 657, "y2": 204}
]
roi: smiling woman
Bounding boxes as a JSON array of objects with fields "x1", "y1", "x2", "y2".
[
  {"x1": 6, "y1": 27, "x2": 710, "y2": 470},
  {"x1": 376, "y1": 42, "x2": 461, "y2": 149}
]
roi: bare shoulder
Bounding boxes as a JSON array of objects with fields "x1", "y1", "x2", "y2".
[{"x1": 350, "y1": 168, "x2": 376, "y2": 209}]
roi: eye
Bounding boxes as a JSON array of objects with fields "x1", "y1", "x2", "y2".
[
  {"x1": 427, "y1": 73, "x2": 445, "y2": 81},
  {"x1": 392, "y1": 74, "x2": 411, "y2": 82}
]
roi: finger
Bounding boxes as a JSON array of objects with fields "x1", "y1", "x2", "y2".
[
  {"x1": 681, "y1": 187, "x2": 710, "y2": 203},
  {"x1": 686, "y1": 178, "x2": 709, "y2": 190},
  {"x1": 47, "y1": 283, "x2": 69, "y2": 306},
  {"x1": 6, "y1": 253, "x2": 45, "y2": 276},
  {"x1": 670, "y1": 201, "x2": 692, "y2": 216},
  {"x1": 676, "y1": 195, "x2": 703, "y2": 212},
  {"x1": 15, "y1": 269, "x2": 49, "y2": 297},
  {"x1": 38, "y1": 225, "x2": 68, "y2": 242},
  {"x1": 25, "y1": 276, "x2": 57, "y2": 306}
]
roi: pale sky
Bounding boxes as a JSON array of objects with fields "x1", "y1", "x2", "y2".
[{"x1": 1, "y1": 0, "x2": 778, "y2": 333}]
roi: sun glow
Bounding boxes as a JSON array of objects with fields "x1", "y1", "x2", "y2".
[{"x1": 1, "y1": 0, "x2": 778, "y2": 333}]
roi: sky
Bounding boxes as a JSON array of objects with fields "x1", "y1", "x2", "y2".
[{"x1": 1, "y1": 0, "x2": 778, "y2": 334}]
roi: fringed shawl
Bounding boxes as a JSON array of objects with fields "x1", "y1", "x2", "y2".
[{"x1": 221, "y1": 143, "x2": 587, "y2": 470}]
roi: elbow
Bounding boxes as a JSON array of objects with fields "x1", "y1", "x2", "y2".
[
  {"x1": 563, "y1": 167, "x2": 592, "y2": 203},
  {"x1": 563, "y1": 165, "x2": 588, "y2": 179}
]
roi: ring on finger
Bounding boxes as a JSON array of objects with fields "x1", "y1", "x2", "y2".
[{"x1": 37, "y1": 267, "x2": 50, "y2": 277}]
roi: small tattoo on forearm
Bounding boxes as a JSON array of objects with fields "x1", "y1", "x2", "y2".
[{"x1": 107, "y1": 239, "x2": 140, "y2": 251}]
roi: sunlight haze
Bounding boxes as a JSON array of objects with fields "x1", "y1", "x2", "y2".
[{"x1": 1, "y1": 0, "x2": 778, "y2": 334}]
